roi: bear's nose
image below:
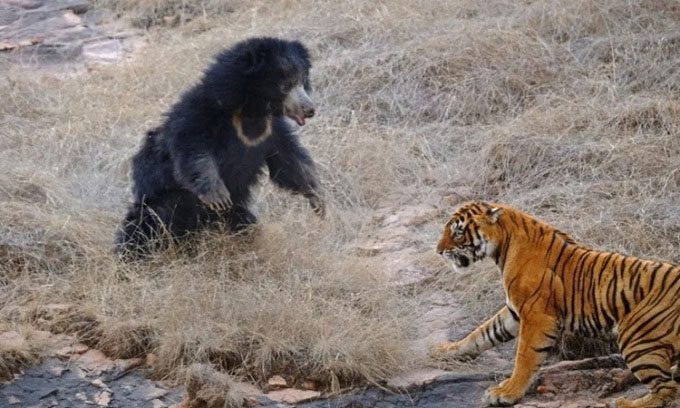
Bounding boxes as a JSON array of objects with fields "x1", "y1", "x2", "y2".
[{"x1": 304, "y1": 107, "x2": 315, "y2": 118}]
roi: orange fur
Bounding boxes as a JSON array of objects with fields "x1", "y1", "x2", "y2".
[{"x1": 430, "y1": 201, "x2": 680, "y2": 407}]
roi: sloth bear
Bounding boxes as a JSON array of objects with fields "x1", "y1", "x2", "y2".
[{"x1": 116, "y1": 37, "x2": 324, "y2": 256}]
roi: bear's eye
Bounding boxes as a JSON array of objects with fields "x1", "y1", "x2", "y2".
[{"x1": 280, "y1": 80, "x2": 295, "y2": 93}]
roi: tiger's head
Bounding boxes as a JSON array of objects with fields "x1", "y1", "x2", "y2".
[{"x1": 437, "y1": 201, "x2": 504, "y2": 269}]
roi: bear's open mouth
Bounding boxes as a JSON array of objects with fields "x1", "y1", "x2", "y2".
[{"x1": 287, "y1": 112, "x2": 306, "y2": 126}]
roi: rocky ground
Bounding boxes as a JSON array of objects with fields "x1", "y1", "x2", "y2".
[
  {"x1": 0, "y1": 331, "x2": 182, "y2": 408},
  {"x1": 0, "y1": 0, "x2": 143, "y2": 74},
  {"x1": 1, "y1": 1, "x2": 678, "y2": 407}
]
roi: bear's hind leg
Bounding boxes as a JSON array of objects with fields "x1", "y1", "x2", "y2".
[
  {"x1": 115, "y1": 201, "x2": 169, "y2": 257},
  {"x1": 115, "y1": 191, "x2": 206, "y2": 257}
]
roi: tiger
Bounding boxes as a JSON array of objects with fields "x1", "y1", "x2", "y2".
[{"x1": 429, "y1": 201, "x2": 679, "y2": 407}]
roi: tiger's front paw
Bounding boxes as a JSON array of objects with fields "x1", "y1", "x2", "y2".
[
  {"x1": 429, "y1": 341, "x2": 476, "y2": 361},
  {"x1": 484, "y1": 380, "x2": 525, "y2": 406}
]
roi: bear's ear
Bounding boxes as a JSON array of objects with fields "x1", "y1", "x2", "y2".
[
  {"x1": 289, "y1": 41, "x2": 311, "y2": 72},
  {"x1": 242, "y1": 45, "x2": 267, "y2": 75}
]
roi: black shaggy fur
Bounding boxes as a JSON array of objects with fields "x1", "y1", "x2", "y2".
[{"x1": 116, "y1": 37, "x2": 323, "y2": 256}]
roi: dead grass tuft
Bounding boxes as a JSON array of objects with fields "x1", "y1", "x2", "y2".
[
  {"x1": 0, "y1": 329, "x2": 40, "y2": 381},
  {"x1": 98, "y1": 321, "x2": 159, "y2": 359},
  {"x1": 96, "y1": 0, "x2": 240, "y2": 28},
  {"x1": 183, "y1": 363, "x2": 241, "y2": 408},
  {"x1": 29, "y1": 304, "x2": 103, "y2": 347}
]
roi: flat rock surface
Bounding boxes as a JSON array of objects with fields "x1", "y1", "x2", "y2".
[
  {"x1": 0, "y1": 357, "x2": 182, "y2": 408},
  {"x1": 0, "y1": 0, "x2": 143, "y2": 74},
  {"x1": 295, "y1": 373, "x2": 498, "y2": 408}
]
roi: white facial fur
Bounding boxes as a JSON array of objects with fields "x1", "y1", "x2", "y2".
[{"x1": 283, "y1": 84, "x2": 315, "y2": 126}]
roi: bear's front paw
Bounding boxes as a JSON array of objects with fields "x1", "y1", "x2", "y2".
[
  {"x1": 198, "y1": 182, "x2": 232, "y2": 212},
  {"x1": 429, "y1": 341, "x2": 476, "y2": 361},
  {"x1": 483, "y1": 380, "x2": 524, "y2": 406},
  {"x1": 305, "y1": 192, "x2": 325, "y2": 218}
]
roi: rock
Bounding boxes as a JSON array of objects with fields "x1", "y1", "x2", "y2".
[
  {"x1": 73, "y1": 343, "x2": 89, "y2": 354},
  {"x1": 82, "y1": 39, "x2": 123, "y2": 64},
  {"x1": 74, "y1": 392, "x2": 89, "y2": 402},
  {"x1": 7, "y1": 395, "x2": 21, "y2": 405},
  {"x1": 71, "y1": 349, "x2": 113, "y2": 372},
  {"x1": 101, "y1": 357, "x2": 144, "y2": 381},
  {"x1": 95, "y1": 391, "x2": 112, "y2": 407},
  {"x1": 115, "y1": 357, "x2": 144, "y2": 371},
  {"x1": 41, "y1": 0, "x2": 91, "y2": 14},
  {"x1": 6, "y1": 0, "x2": 43, "y2": 10},
  {"x1": 0, "y1": 0, "x2": 142, "y2": 73},
  {"x1": 91, "y1": 378, "x2": 109, "y2": 389},
  {"x1": 265, "y1": 375, "x2": 287, "y2": 391},
  {"x1": 38, "y1": 388, "x2": 58, "y2": 399},
  {"x1": 146, "y1": 385, "x2": 169, "y2": 400},
  {"x1": 0, "y1": 41, "x2": 17, "y2": 51},
  {"x1": 515, "y1": 403, "x2": 563, "y2": 408},
  {"x1": 128, "y1": 383, "x2": 169, "y2": 401},
  {"x1": 387, "y1": 368, "x2": 451, "y2": 389},
  {"x1": 55, "y1": 346, "x2": 74, "y2": 357},
  {"x1": 66, "y1": 0, "x2": 90, "y2": 14},
  {"x1": 49, "y1": 366, "x2": 66, "y2": 377},
  {"x1": 151, "y1": 399, "x2": 167, "y2": 408},
  {"x1": 266, "y1": 388, "x2": 321, "y2": 404},
  {"x1": 61, "y1": 9, "x2": 81, "y2": 26}
]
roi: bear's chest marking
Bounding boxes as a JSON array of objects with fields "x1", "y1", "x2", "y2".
[{"x1": 232, "y1": 111, "x2": 273, "y2": 147}]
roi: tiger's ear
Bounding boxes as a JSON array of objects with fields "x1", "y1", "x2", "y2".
[{"x1": 487, "y1": 207, "x2": 503, "y2": 223}]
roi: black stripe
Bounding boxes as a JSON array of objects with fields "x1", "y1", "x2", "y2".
[{"x1": 631, "y1": 364, "x2": 668, "y2": 373}]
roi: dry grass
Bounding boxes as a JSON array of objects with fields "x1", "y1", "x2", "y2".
[
  {"x1": 1, "y1": 0, "x2": 679, "y2": 393},
  {"x1": 95, "y1": 0, "x2": 242, "y2": 28},
  {"x1": 183, "y1": 363, "x2": 242, "y2": 408},
  {"x1": 0, "y1": 327, "x2": 42, "y2": 381}
]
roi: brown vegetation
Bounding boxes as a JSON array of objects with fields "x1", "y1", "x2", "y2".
[{"x1": 1, "y1": 0, "x2": 678, "y2": 395}]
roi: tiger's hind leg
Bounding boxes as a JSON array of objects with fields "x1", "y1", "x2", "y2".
[
  {"x1": 616, "y1": 306, "x2": 678, "y2": 407},
  {"x1": 429, "y1": 306, "x2": 519, "y2": 361},
  {"x1": 615, "y1": 348, "x2": 677, "y2": 408}
]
